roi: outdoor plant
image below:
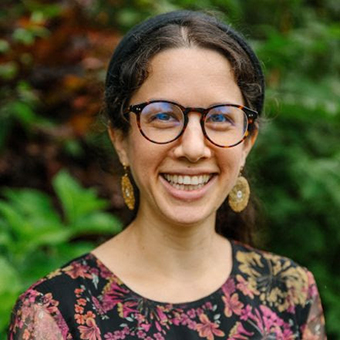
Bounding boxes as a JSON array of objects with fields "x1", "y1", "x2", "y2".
[
  {"x1": 0, "y1": 170, "x2": 122, "y2": 336},
  {"x1": 1, "y1": 0, "x2": 339, "y2": 338}
]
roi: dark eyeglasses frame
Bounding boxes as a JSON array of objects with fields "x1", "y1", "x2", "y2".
[{"x1": 126, "y1": 100, "x2": 258, "y2": 148}]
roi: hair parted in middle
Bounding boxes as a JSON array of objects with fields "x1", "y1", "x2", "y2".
[{"x1": 104, "y1": 10, "x2": 265, "y2": 245}]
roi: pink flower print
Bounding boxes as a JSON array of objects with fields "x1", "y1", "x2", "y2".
[
  {"x1": 196, "y1": 314, "x2": 225, "y2": 340},
  {"x1": 55, "y1": 313, "x2": 70, "y2": 339},
  {"x1": 155, "y1": 321, "x2": 162, "y2": 332},
  {"x1": 172, "y1": 313, "x2": 181, "y2": 326},
  {"x1": 96, "y1": 259, "x2": 114, "y2": 279},
  {"x1": 228, "y1": 321, "x2": 254, "y2": 340},
  {"x1": 65, "y1": 263, "x2": 93, "y2": 279},
  {"x1": 154, "y1": 306, "x2": 168, "y2": 324},
  {"x1": 78, "y1": 318, "x2": 101, "y2": 340},
  {"x1": 236, "y1": 275, "x2": 257, "y2": 299},
  {"x1": 104, "y1": 329, "x2": 128, "y2": 340},
  {"x1": 179, "y1": 313, "x2": 191, "y2": 326},
  {"x1": 118, "y1": 301, "x2": 138, "y2": 318},
  {"x1": 222, "y1": 279, "x2": 236, "y2": 296},
  {"x1": 29, "y1": 306, "x2": 67, "y2": 340},
  {"x1": 223, "y1": 293, "x2": 244, "y2": 317},
  {"x1": 77, "y1": 298, "x2": 87, "y2": 306},
  {"x1": 75, "y1": 305, "x2": 84, "y2": 313},
  {"x1": 75, "y1": 313, "x2": 86, "y2": 325},
  {"x1": 240, "y1": 305, "x2": 253, "y2": 321},
  {"x1": 75, "y1": 288, "x2": 85, "y2": 297},
  {"x1": 86, "y1": 311, "x2": 96, "y2": 319},
  {"x1": 154, "y1": 333, "x2": 165, "y2": 340},
  {"x1": 21, "y1": 329, "x2": 30, "y2": 340},
  {"x1": 260, "y1": 305, "x2": 284, "y2": 328},
  {"x1": 301, "y1": 328, "x2": 320, "y2": 340},
  {"x1": 24, "y1": 288, "x2": 40, "y2": 304},
  {"x1": 41, "y1": 293, "x2": 60, "y2": 314},
  {"x1": 188, "y1": 319, "x2": 197, "y2": 330},
  {"x1": 90, "y1": 268, "x2": 99, "y2": 276},
  {"x1": 285, "y1": 293, "x2": 296, "y2": 314},
  {"x1": 196, "y1": 307, "x2": 204, "y2": 316},
  {"x1": 20, "y1": 303, "x2": 34, "y2": 326},
  {"x1": 122, "y1": 326, "x2": 130, "y2": 336},
  {"x1": 306, "y1": 271, "x2": 318, "y2": 298},
  {"x1": 137, "y1": 330, "x2": 146, "y2": 338},
  {"x1": 187, "y1": 308, "x2": 196, "y2": 318},
  {"x1": 140, "y1": 323, "x2": 152, "y2": 332},
  {"x1": 104, "y1": 333, "x2": 115, "y2": 340},
  {"x1": 114, "y1": 330, "x2": 124, "y2": 340},
  {"x1": 252, "y1": 306, "x2": 294, "y2": 339},
  {"x1": 101, "y1": 280, "x2": 131, "y2": 312},
  {"x1": 92, "y1": 296, "x2": 107, "y2": 315},
  {"x1": 178, "y1": 312, "x2": 196, "y2": 329}
]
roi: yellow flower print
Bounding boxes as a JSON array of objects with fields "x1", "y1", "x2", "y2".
[
  {"x1": 237, "y1": 251, "x2": 263, "y2": 278},
  {"x1": 236, "y1": 250, "x2": 309, "y2": 312}
]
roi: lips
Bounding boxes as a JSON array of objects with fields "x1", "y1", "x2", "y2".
[{"x1": 162, "y1": 174, "x2": 213, "y2": 191}]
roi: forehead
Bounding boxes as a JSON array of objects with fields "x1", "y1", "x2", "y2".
[{"x1": 130, "y1": 47, "x2": 244, "y2": 107}]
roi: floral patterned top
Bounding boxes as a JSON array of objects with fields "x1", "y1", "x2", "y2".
[{"x1": 9, "y1": 240, "x2": 326, "y2": 340}]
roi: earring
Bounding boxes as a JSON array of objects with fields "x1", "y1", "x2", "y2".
[
  {"x1": 228, "y1": 172, "x2": 250, "y2": 213},
  {"x1": 121, "y1": 165, "x2": 135, "y2": 210}
]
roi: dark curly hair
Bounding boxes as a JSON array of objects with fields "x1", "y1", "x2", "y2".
[{"x1": 104, "y1": 10, "x2": 265, "y2": 245}]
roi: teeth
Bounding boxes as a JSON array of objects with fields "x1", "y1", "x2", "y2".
[
  {"x1": 183, "y1": 176, "x2": 190, "y2": 185},
  {"x1": 163, "y1": 174, "x2": 212, "y2": 190}
]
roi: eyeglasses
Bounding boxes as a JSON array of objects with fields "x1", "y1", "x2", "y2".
[{"x1": 126, "y1": 100, "x2": 258, "y2": 148}]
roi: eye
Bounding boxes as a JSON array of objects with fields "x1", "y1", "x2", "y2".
[
  {"x1": 142, "y1": 103, "x2": 183, "y2": 127},
  {"x1": 150, "y1": 112, "x2": 177, "y2": 122},
  {"x1": 143, "y1": 109, "x2": 182, "y2": 129},
  {"x1": 207, "y1": 113, "x2": 233, "y2": 123}
]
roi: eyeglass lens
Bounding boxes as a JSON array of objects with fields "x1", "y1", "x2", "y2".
[{"x1": 139, "y1": 102, "x2": 248, "y2": 147}]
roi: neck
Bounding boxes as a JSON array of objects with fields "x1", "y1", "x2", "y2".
[
  {"x1": 92, "y1": 204, "x2": 232, "y2": 303},
  {"x1": 123, "y1": 206, "x2": 225, "y2": 276}
]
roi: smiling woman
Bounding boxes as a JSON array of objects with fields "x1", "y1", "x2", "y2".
[{"x1": 8, "y1": 10, "x2": 327, "y2": 340}]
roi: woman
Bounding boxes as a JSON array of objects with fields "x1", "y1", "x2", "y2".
[{"x1": 9, "y1": 10, "x2": 326, "y2": 339}]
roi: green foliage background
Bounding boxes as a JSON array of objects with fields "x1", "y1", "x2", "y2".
[{"x1": 0, "y1": 0, "x2": 339, "y2": 338}]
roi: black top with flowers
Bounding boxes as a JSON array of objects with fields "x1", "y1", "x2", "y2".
[{"x1": 9, "y1": 240, "x2": 326, "y2": 340}]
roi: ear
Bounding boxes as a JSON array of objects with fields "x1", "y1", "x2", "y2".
[
  {"x1": 108, "y1": 127, "x2": 129, "y2": 166},
  {"x1": 240, "y1": 128, "x2": 258, "y2": 168}
]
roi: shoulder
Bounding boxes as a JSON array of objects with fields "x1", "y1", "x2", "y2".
[
  {"x1": 232, "y1": 240, "x2": 310, "y2": 275},
  {"x1": 19, "y1": 253, "x2": 101, "y2": 299},
  {"x1": 231, "y1": 240, "x2": 318, "y2": 307},
  {"x1": 15, "y1": 252, "x2": 115, "y2": 311},
  {"x1": 9, "y1": 253, "x2": 110, "y2": 339}
]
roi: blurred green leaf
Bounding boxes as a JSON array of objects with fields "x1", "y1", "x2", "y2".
[
  {"x1": 0, "y1": 257, "x2": 21, "y2": 293},
  {"x1": 1, "y1": 0, "x2": 339, "y2": 338},
  {"x1": 26, "y1": 3, "x2": 63, "y2": 19},
  {"x1": 0, "y1": 62, "x2": 18, "y2": 80},
  {"x1": 53, "y1": 170, "x2": 108, "y2": 224},
  {"x1": 0, "y1": 39, "x2": 10, "y2": 53},
  {"x1": 7, "y1": 102, "x2": 37, "y2": 126},
  {"x1": 72, "y1": 212, "x2": 122, "y2": 235},
  {"x1": 12, "y1": 28, "x2": 35, "y2": 45}
]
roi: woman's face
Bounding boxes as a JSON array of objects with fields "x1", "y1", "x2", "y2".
[{"x1": 112, "y1": 47, "x2": 256, "y2": 227}]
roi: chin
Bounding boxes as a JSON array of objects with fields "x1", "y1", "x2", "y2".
[{"x1": 160, "y1": 205, "x2": 216, "y2": 228}]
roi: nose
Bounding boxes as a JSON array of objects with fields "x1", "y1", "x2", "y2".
[{"x1": 173, "y1": 113, "x2": 212, "y2": 162}]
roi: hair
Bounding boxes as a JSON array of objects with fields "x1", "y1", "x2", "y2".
[{"x1": 104, "y1": 11, "x2": 265, "y2": 245}]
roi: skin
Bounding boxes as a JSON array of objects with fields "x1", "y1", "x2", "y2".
[{"x1": 93, "y1": 47, "x2": 257, "y2": 303}]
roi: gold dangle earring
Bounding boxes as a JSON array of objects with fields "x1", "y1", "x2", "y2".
[
  {"x1": 228, "y1": 168, "x2": 250, "y2": 213},
  {"x1": 121, "y1": 164, "x2": 135, "y2": 210}
]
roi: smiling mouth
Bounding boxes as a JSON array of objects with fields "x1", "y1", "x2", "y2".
[{"x1": 162, "y1": 174, "x2": 213, "y2": 191}]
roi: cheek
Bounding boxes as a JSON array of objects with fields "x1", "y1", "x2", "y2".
[
  {"x1": 218, "y1": 147, "x2": 244, "y2": 171},
  {"x1": 217, "y1": 148, "x2": 245, "y2": 191},
  {"x1": 126, "y1": 135, "x2": 162, "y2": 186}
]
